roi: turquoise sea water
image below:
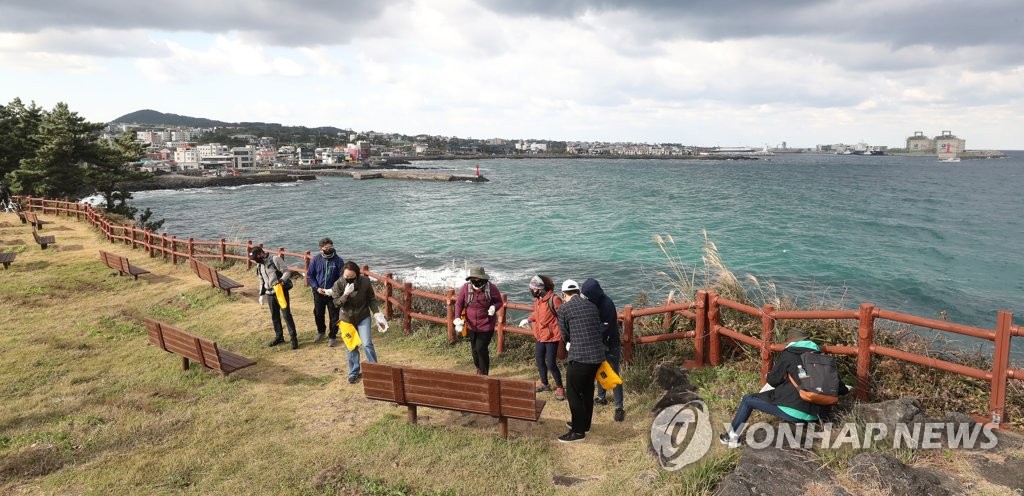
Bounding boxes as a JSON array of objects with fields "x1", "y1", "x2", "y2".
[{"x1": 133, "y1": 153, "x2": 1023, "y2": 353}]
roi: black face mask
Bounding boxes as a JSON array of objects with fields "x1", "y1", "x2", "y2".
[
  {"x1": 531, "y1": 289, "x2": 544, "y2": 299},
  {"x1": 322, "y1": 248, "x2": 336, "y2": 258},
  {"x1": 344, "y1": 277, "x2": 357, "y2": 284},
  {"x1": 472, "y1": 280, "x2": 487, "y2": 289}
]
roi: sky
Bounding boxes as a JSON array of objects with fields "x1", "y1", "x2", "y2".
[{"x1": 1, "y1": 0, "x2": 1022, "y2": 149}]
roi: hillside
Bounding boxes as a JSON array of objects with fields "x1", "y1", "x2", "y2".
[{"x1": 110, "y1": 109, "x2": 345, "y2": 134}]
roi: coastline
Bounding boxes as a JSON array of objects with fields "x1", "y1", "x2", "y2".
[{"x1": 119, "y1": 173, "x2": 316, "y2": 192}]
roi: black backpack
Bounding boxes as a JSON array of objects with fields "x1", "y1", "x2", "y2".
[{"x1": 788, "y1": 351, "x2": 842, "y2": 405}]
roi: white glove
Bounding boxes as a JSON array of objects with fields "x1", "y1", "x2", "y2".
[
  {"x1": 343, "y1": 283, "x2": 355, "y2": 296},
  {"x1": 518, "y1": 318, "x2": 530, "y2": 327},
  {"x1": 258, "y1": 295, "x2": 265, "y2": 306},
  {"x1": 374, "y1": 312, "x2": 389, "y2": 332},
  {"x1": 323, "y1": 288, "x2": 334, "y2": 297},
  {"x1": 453, "y1": 317, "x2": 464, "y2": 332},
  {"x1": 487, "y1": 305, "x2": 496, "y2": 316},
  {"x1": 566, "y1": 342, "x2": 571, "y2": 350}
]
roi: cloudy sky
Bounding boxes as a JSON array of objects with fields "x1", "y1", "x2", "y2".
[{"x1": 1, "y1": 0, "x2": 1021, "y2": 148}]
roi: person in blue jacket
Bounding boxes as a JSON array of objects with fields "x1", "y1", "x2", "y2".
[
  {"x1": 581, "y1": 278, "x2": 625, "y2": 422},
  {"x1": 307, "y1": 237, "x2": 345, "y2": 347}
]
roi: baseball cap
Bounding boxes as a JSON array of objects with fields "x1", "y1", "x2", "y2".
[{"x1": 561, "y1": 279, "x2": 579, "y2": 292}]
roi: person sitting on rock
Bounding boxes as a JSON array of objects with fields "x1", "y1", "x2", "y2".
[{"x1": 720, "y1": 328, "x2": 850, "y2": 447}]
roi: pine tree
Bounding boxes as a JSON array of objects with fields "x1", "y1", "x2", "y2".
[
  {"x1": 8, "y1": 102, "x2": 103, "y2": 198},
  {"x1": 90, "y1": 130, "x2": 146, "y2": 215},
  {"x1": 0, "y1": 98, "x2": 44, "y2": 179}
]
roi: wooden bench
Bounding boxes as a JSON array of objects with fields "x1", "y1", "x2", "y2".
[
  {"x1": 16, "y1": 210, "x2": 27, "y2": 224},
  {"x1": 362, "y1": 362, "x2": 546, "y2": 439},
  {"x1": 99, "y1": 250, "x2": 150, "y2": 280},
  {"x1": 0, "y1": 252, "x2": 15, "y2": 269},
  {"x1": 32, "y1": 228, "x2": 55, "y2": 249},
  {"x1": 188, "y1": 258, "x2": 243, "y2": 295},
  {"x1": 23, "y1": 211, "x2": 49, "y2": 230},
  {"x1": 144, "y1": 318, "x2": 256, "y2": 376}
]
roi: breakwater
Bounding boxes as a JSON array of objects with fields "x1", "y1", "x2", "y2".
[{"x1": 121, "y1": 173, "x2": 316, "y2": 192}]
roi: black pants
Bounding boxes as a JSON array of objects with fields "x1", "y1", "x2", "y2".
[
  {"x1": 469, "y1": 330, "x2": 494, "y2": 375},
  {"x1": 566, "y1": 361, "x2": 601, "y2": 434},
  {"x1": 312, "y1": 292, "x2": 340, "y2": 338},
  {"x1": 269, "y1": 290, "x2": 297, "y2": 341},
  {"x1": 535, "y1": 341, "x2": 563, "y2": 388}
]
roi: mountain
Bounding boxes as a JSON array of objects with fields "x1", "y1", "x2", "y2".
[{"x1": 111, "y1": 109, "x2": 346, "y2": 134}]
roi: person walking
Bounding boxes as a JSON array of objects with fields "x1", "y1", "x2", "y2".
[
  {"x1": 250, "y1": 246, "x2": 299, "y2": 349},
  {"x1": 307, "y1": 237, "x2": 345, "y2": 346},
  {"x1": 582, "y1": 278, "x2": 625, "y2": 422},
  {"x1": 454, "y1": 267, "x2": 503, "y2": 376},
  {"x1": 556, "y1": 279, "x2": 605, "y2": 442},
  {"x1": 519, "y1": 275, "x2": 565, "y2": 401},
  {"x1": 328, "y1": 261, "x2": 388, "y2": 384}
]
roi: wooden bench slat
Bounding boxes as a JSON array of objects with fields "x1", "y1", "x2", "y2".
[
  {"x1": 189, "y1": 258, "x2": 243, "y2": 295},
  {"x1": 145, "y1": 318, "x2": 254, "y2": 376}
]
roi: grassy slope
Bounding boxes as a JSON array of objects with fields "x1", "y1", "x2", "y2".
[{"x1": 1, "y1": 212, "x2": 1019, "y2": 496}]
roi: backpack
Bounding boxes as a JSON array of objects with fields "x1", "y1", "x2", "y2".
[
  {"x1": 788, "y1": 351, "x2": 841, "y2": 405},
  {"x1": 464, "y1": 282, "x2": 494, "y2": 307}
]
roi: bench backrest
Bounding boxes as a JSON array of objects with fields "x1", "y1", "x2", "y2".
[
  {"x1": 144, "y1": 318, "x2": 222, "y2": 370},
  {"x1": 362, "y1": 362, "x2": 540, "y2": 421},
  {"x1": 32, "y1": 228, "x2": 50, "y2": 243},
  {"x1": 189, "y1": 258, "x2": 218, "y2": 285},
  {"x1": 100, "y1": 250, "x2": 129, "y2": 273}
]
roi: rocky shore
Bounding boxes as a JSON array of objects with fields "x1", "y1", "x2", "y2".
[{"x1": 120, "y1": 173, "x2": 316, "y2": 192}]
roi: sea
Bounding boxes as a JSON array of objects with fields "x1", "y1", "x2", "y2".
[{"x1": 132, "y1": 153, "x2": 1024, "y2": 356}]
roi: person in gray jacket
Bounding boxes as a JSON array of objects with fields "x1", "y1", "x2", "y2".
[
  {"x1": 327, "y1": 261, "x2": 388, "y2": 384},
  {"x1": 556, "y1": 279, "x2": 605, "y2": 443},
  {"x1": 250, "y1": 246, "x2": 299, "y2": 349}
]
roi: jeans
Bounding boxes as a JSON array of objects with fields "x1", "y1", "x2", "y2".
[
  {"x1": 566, "y1": 361, "x2": 601, "y2": 434},
  {"x1": 469, "y1": 330, "x2": 494, "y2": 375},
  {"x1": 535, "y1": 341, "x2": 563, "y2": 388},
  {"x1": 269, "y1": 289, "x2": 297, "y2": 341},
  {"x1": 312, "y1": 292, "x2": 340, "y2": 338},
  {"x1": 729, "y1": 393, "x2": 806, "y2": 434},
  {"x1": 595, "y1": 348, "x2": 624, "y2": 409},
  {"x1": 346, "y1": 316, "x2": 377, "y2": 378}
]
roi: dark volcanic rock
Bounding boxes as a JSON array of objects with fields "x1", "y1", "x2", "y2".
[
  {"x1": 714, "y1": 446, "x2": 850, "y2": 496},
  {"x1": 848, "y1": 452, "x2": 965, "y2": 495},
  {"x1": 971, "y1": 454, "x2": 1024, "y2": 491}
]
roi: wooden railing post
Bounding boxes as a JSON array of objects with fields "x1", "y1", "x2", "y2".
[
  {"x1": 496, "y1": 294, "x2": 508, "y2": 355},
  {"x1": 693, "y1": 290, "x2": 709, "y2": 367},
  {"x1": 856, "y1": 303, "x2": 875, "y2": 401},
  {"x1": 384, "y1": 272, "x2": 394, "y2": 319},
  {"x1": 188, "y1": 237, "x2": 195, "y2": 259},
  {"x1": 303, "y1": 251, "x2": 312, "y2": 286},
  {"x1": 991, "y1": 310, "x2": 1013, "y2": 426},
  {"x1": 146, "y1": 231, "x2": 154, "y2": 257},
  {"x1": 760, "y1": 304, "x2": 775, "y2": 385},
  {"x1": 662, "y1": 294, "x2": 675, "y2": 332},
  {"x1": 708, "y1": 291, "x2": 722, "y2": 366},
  {"x1": 221, "y1": 238, "x2": 228, "y2": 263},
  {"x1": 130, "y1": 226, "x2": 138, "y2": 250},
  {"x1": 622, "y1": 304, "x2": 634, "y2": 364},
  {"x1": 161, "y1": 232, "x2": 169, "y2": 260},
  {"x1": 245, "y1": 240, "x2": 253, "y2": 270},
  {"x1": 402, "y1": 282, "x2": 414, "y2": 335},
  {"x1": 446, "y1": 288, "x2": 456, "y2": 344}
]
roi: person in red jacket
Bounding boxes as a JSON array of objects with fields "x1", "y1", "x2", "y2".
[
  {"x1": 454, "y1": 266, "x2": 504, "y2": 375},
  {"x1": 519, "y1": 275, "x2": 565, "y2": 400}
]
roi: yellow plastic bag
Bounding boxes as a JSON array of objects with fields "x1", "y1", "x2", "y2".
[
  {"x1": 338, "y1": 320, "x2": 362, "y2": 351},
  {"x1": 595, "y1": 360, "x2": 622, "y2": 391},
  {"x1": 273, "y1": 283, "x2": 287, "y2": 309}
]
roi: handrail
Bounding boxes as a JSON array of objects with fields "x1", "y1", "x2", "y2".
[{"x1": 14, "y1": 194, "x2": 1022, "y2": 428}]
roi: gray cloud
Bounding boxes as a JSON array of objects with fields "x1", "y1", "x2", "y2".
[{"x1": 0, "y1": 0, "x2": 407, "y2": 46}]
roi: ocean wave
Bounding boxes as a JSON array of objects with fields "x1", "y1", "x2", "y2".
[{"x1": 393, "y1": 264, "x2": 534, "y2": 290}]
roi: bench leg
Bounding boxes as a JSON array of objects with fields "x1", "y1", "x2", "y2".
[
  {"x1": 181, "y1": 356, "x2": 190, "y2": 371},
  {"x1": 2, "y1": 262, "x2": 8, "y2": 270},
  {"x1": 41, "y1": 243, "x2": 48, "y2": 250},
  {"x1": 498, "y1": 417, "x2": 509, "y2": 439},
  {"x1": 408, "y1": 405, "x2": 417, "y2": 424}
]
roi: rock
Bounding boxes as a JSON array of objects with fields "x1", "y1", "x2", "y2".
[
  {"x1": 714, "y1": 446, "x2": 850, "y2": 496},
  {"x1": 852, "y1": 398, "x2": 923, "y2": 426},
  {"x1": 970, "y1": 454, "x2": 1024, "y2": 491},
  {"x1": 847, "y1": 452, "x2": 964, "y2": 495},
  {"x1": 654, "y1": 363, "x2": 691, "y2": 390},
  {"x1": 652, "y1": 387, "x2": 701, "y2": 412}
]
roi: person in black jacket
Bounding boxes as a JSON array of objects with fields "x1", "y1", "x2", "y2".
[
  {"x1": 720, "y1": 328, "x2": 850, "y2": 446},
  {"x1": 581, "y1": 278, "x2": 625, "y2": 422},
  {"x1": 556, "y1": 279, "x2": 605, "y2": 443}
]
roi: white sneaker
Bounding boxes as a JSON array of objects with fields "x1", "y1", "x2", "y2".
[{"x1": 719, "y1": 432, "x2": 741, "y2": 448}]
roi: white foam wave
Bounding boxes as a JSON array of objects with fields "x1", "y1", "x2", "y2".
[{"x1": 392, "y1": 264, "x2": 534, "y2": 290}]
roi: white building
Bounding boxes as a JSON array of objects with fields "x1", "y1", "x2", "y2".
[
  {"x1": 231, "y1": 146, "x2": 255, "y2": 169},
  {"x1": 171, "y1": 129, "x2": 198, "y2": 142},
  {"x1": 197, "y1": 143, "x2": 229, "y2": 159},
  {"x1": 173, "y1": 146, "x2": 199, "y2": 167}
]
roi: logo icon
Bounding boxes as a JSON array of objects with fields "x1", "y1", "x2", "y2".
[{"x1": 650, "y1": 400, "x2": 713, "y2": 471}]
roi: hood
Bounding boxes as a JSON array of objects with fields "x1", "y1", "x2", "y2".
[
  {"x1": 581, "y1": 278, "x2": 605, "y2": 302},
  {"x1": 785, "y1": 340, "x2": 821, "y2": 353}
]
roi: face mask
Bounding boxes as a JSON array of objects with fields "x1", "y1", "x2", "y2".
[
  {"x1": 531, "y1": 290, "x2": 543, "y2": 299},
  {"x1": 472, "y1": 280, "x2": 487, "y2": 289},
  {"x1": 322, "y1": 248, "x2": 335, "y2": 258},
  {"x1": 344, "y1": 277, "x2": 356, "y2": 284}
]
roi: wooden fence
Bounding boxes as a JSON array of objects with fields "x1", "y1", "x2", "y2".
[{"x1": 15, "y1": 196, "x2": 1022, "y2": 428}]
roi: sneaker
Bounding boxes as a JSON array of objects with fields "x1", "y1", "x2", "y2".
[
  {"x1": 719, "y1": 433, "x2": 741, "y2": 448},
  {"x1": 594, "y1": 397, "x2": 608, "y2": 406},
  {"x1": 614, "y1": 409, "x2": 625, "y2": 422},
  {"x1": 314, "y1": 332, "x2": 326, "y2": 343},
  {"x1": 267, "y1": 338, "x2": 285, "y2": 347},
  {"x1": 535, "y1": 382, "x2": 550, "y2": 393},
  {"x1": 557, "y1": 431, "x2": 586, "y2": 443},
  {"x1": 348, "y1": 374, "x2": 361, "y2": 384},
  {"x1": 290, "y1": 339, "x2": 299, "y2": 350},
  {"x1": 328, "y1": 338, "x2": 338, "y2": 347},
  {"x1": 554, "y1": 387, "x2": 565, "y2": 401}
]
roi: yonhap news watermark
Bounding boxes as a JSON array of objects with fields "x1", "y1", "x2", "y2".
[{"x1": 650, "y1": 400, "x2": 1000, "y2": 472}]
